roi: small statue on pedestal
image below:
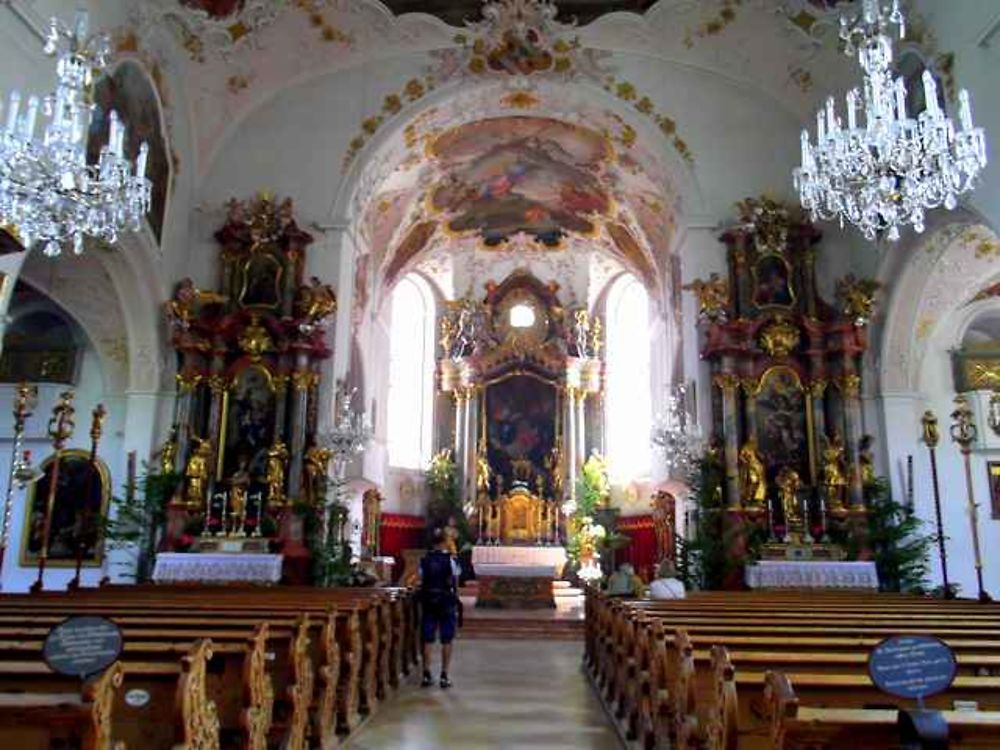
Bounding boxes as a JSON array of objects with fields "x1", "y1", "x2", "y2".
[
  {"x1": 303, "y1": 445, "x2": 332, "y2": 505},
  {"x1": 159, "y1": 426, "x2": 179, "y2": 475},
  {"x1": 228, "y1": 457, "x2": 251, "y2": 537},
  {"x1": 184, "y1": 438, "x2": 213, "y2": 509},
  {"x1": 738, "y1": 438, "x2": 767, "y2": 508},
  {"x1": 821, "y1": 433, "x2": 848, "y2": 514},
  {"x1": 858, "y1": 434, "x2": 877, "y2": 490},
  {"x1": 444, "y1": 515, "x2": 460, "y2": 556},
  {"x1": 776, "y1": 466, "x2": 803, "y2": 541},
  {"x1": 362, "y1": 488, "x2": 382, "y2": 558},
  {"x1": 266, "y1": 441, "x2": 289, "y2": 508}
]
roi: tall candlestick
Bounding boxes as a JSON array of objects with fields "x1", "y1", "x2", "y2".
[
  {"x1": 959, "y1": 90, "x2": 974, "y2": 132},
  {"x1": 31, "y1": 390, "x2": 76, "y2": 594},
  {"x1": 949, "y1": 397, "x2": 990, "y2": 602}
]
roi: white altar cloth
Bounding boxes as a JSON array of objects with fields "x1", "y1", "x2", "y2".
[
  {"x1": 153, "y1": 552, "x2": 283, "y2": 584},
  {"x1": 471, "y1": 545, "x2": 567, "y2": 577},
  {"x1": 745, "y1": 560, "x2": 879, "y2": 590},
  {"x1": 475, "y1": 564, "x2": 554, "y2": 578}
]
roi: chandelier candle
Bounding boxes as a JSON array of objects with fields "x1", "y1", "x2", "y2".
[
  {"x1": 0, "y1": 10, "x2": 151, "y2": 255},
  {"x1": 794, "y1": 0, "x2": 987, "y2": 241}
]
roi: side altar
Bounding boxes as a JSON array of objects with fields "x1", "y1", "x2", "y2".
[
  {"x1": 685, "y1": 197, "x2": 881, "y2": 586},
  {"x1": 157, "y1": 194, "x2": 338, "y2": 583}
]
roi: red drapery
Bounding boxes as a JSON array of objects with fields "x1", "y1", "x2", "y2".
[
  {"x1": 380, "y1": 513, "x2": 425, "y2": 582},
  {"x1": 615, "y1": 514, "x2": 658, "y2": 582}
]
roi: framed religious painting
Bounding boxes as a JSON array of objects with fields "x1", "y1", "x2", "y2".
[
  {"x1": 239, "y1": 253, "x2": 283, "y2": 309},
  {"x1": 21, "y1": 450, "x2": 111, "y2": 567},
  {"x1": 753, "y1": 366, "x2": 809, "y2": 479},
  {"x1": 753, "y1": 254, "x2": 795, "y2": 309},
  {"x1": 988, "y1": 461, "x2": 1000, "y2": 519},
  {"x1": 221, "y1": 363, "x2": 278, "y2": 480}
]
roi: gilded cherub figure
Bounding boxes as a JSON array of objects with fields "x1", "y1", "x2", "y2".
[
  {"x1": 682, "y1": 273, "x2": 729, "y2": 322},
  {"x1": 835, "y1": 274, "x2": 881, "y2": 327},
  {"x1": 295, "y1": 276, "x2": 338, "y2": 325}
]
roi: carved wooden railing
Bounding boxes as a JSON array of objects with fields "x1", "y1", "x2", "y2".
[
  {"x1": 315, "y1": 609, "x2": 341, "y2": 750},
  {"x1": 174, "y1": 639, "x2": 221, "y2": 750},
  {"x1": 285, "y1": 616, "x2": 315, "y2": 750},
  {"x1": 85, "y1": 660, "x2": 126, "y2": 750},
  {"x1": 337, "y1": 608, "x2": 362, "y2": 734},
  {"x1": 241, "y1": 623, "x2": 274, "y2": 750},
  {"x1": 359, "y1": 606, "x2": 379, "y2": 715}
]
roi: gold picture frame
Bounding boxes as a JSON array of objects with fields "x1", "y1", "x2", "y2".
[
  {"x1": 20, "y1": 449, "x2": 111, "y2": 567},
  {"x1": 752, "y1": 253, "x2": 796, "y2": 310}
]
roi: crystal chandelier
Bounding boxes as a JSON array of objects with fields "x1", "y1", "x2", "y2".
[
  {"x1": 651, "y1": 384, "x2": 702, "y2": 481},
  {"x1": 323, "y1": 384, "x2": 373, "y2": 478},
  {"x1": 794, "y1": 0, "x2": 987, "y2": 242},
  {"x1": 0, "y1": 10, "x2": 151, "y2": 257}
]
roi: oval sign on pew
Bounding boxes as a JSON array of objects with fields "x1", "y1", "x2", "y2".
[
  {"x1": 43, "y1": 616, "x2": 123, "y2": 679},
  {"x1": 868, "y1": 635, "x2": 957, "y2": 701}
]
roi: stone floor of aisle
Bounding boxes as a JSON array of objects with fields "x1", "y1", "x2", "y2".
[{"x1": 345, "y1": 638, "x2": 622, "y2": 750}]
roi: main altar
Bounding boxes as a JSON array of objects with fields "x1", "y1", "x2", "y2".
[{"x1": 435, "y1": 270, "x2": 601, "y2": 600}]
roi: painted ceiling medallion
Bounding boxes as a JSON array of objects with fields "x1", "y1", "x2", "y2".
[
  {"x1": 179, "y1": 0, "x2": 246, "y2": 20},
  {"x1": 428, "y1": 116, "x2": 612, "y2": 247},
  {"x1": 457, "y1": 0, "x2": 578, "y2": 76}
]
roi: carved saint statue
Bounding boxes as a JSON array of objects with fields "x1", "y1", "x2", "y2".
[
  {"x1": 738, "y1": 438, "x2": 767, "y2": 507},
  {"x1": 184, "y1": 437, "x2": 213, "y2": 509},
  {"x1": 475, "y1": 440, "x2": 491, "y2": 497},
  {"x1": 590, "y1": 317, "x2": 604, "y2": 358},
  {"x1": 303, "y1": 445, "x2": 332, "y2": 505},
  {"x1": 821, "y1": 433, "x2": 847, "y2": 510},
  {"x1": 572, "y1": 309, "x2": 591, "y2": 357},
  {"x1": 444, "y1": 515, "x2": 460, "y2": 556},
  {"x1": 159, "y1": 426, "x2": 179, "y2": 475},
  {"x1": 229, "y1": 457, "x2": 251, "y2": 537},
  {"x1": 544, "y1": 442, "x2": 564, "y2": 500},
  {"x1": 439, "y1": 315, "x2": 457, "y2": 358},
  {"x1": 858, "y1": 434, "x2": 876, "y2": 489},
  {"x1": 265, "y1": 441, "x2": 289, "y2": 507},
  {"x1": 651, "y1": 490, "x2": 676, "y2": 563},
  {"x1": 362, "y1": 488, "x2": 382, "y2": 558},
  {"x1": 776, "y1": 466, "x2": 803, "y2": 535}
]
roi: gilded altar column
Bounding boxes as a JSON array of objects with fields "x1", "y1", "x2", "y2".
[
  {"x1": 806, "y1": 379, "x2": 828, "y2": 487},
  {"x1": 453, "y1": 389, "x2": 468, "y2": 495},
  {"x1": 174, "y1": 369, "x2": 201, "y2": 468},
  {"x1": 465, "y1": 387, "x2": 480, "y2": 506},
  {"x1": 288, "y1": 366, "x2": 313, "y2": 500},
  {"x1": 565, "y1": 385, "x2": 578, "y2": 504},
  {"x1": 741, "y1": 379, "x2": 758, "y2": 443},
  {"x1": 838, "y1": 372, "x2": 865, "y2": 507},
  {"x1": 207, "y1": 360, "x2": 228, "y2": 482},
  {"x1": 715, "y1": 372, "x2": 741, "y2": 507}
]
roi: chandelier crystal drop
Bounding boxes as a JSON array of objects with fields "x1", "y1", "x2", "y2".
[
  {"x1": 0, "y1": 10, "x2": 151, "y2": 257},
  {"x1": 794, "y1": 0, "x2": 987, "y2": 242}
]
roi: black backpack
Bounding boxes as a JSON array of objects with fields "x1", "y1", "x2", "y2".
[{"x1": 420, "y1": 551, "x2": 456, "y2": 611}]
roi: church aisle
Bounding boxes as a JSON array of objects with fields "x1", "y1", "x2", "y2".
[{"x1": 345, "y1": 638, "x2": 622, "y2": 749}]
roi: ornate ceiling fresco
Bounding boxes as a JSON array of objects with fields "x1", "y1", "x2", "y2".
[{"x1": 428, "y1": 117, "x2": 612, "y2": 247}]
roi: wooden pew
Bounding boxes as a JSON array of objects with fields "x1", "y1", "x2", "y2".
[
  {"x1": 764, "y1": 670, "x2": 1000, "y2": 750},
  {"x1": 0, "y1": 661, "x2": 125, "y2": 750}
]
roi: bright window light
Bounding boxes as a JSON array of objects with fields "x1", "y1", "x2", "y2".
[{"x1": 509, "y1": 303, "x2": 536, "y2": 329}]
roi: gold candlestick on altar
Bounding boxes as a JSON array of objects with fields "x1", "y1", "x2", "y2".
[
  {"x1": 921, "y1": 410, "x2": 952, "y2": 597},
  {"x1": 31, "y1": 391, "x2": 76, "y2": 594},
  {"x1": 950, "y1": 396, "x2": 991, "y2": 602},
  {"x1": 0, "y1": 384, "x2": 38, "y2": 581},
  {"x1": 68, "y1": 404, "x2": 106, "y2": 591}
]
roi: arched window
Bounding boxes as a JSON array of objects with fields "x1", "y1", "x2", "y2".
[
  {"x1": 386, "y1": 275, "x2": 435, "y2": 469},
  {"x1": 605, "y1": 274, "x2": 653, "y2": 481}
]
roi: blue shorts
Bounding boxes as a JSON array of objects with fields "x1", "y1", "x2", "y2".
[{"x1": 421, "y1": 606, "x2": 457, "y2": 644}]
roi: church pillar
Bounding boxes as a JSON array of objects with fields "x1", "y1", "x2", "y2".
[
  {"x1": 0, "y1": 250, "x2": 27, "y2": 359},
  {"x1": 839, "y1": 372, "x2": 865, "y2": 507},
  {"x1": 288, "y1": 363, "x2": 313, "y2": 500},
  {"x1": 575, "y1": 390, "x2": 587, "y2": 467}
]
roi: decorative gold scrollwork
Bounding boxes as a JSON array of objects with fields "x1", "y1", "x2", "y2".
[
  {"x1": 85, "y1": 660, "x2": 125, "y2": 750},
  {"x1": 759, "y1": 319, "x2": 800, "y2": 358},
  {"x1": 176, "y1": 639, "x2": 220, "y2": 750},
  {"x1": 242, "y1": 624, "x2": 274, "y2": 750},
  {"x1": 286, "y1": 616, "x2": 314, "y2": 750}
]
